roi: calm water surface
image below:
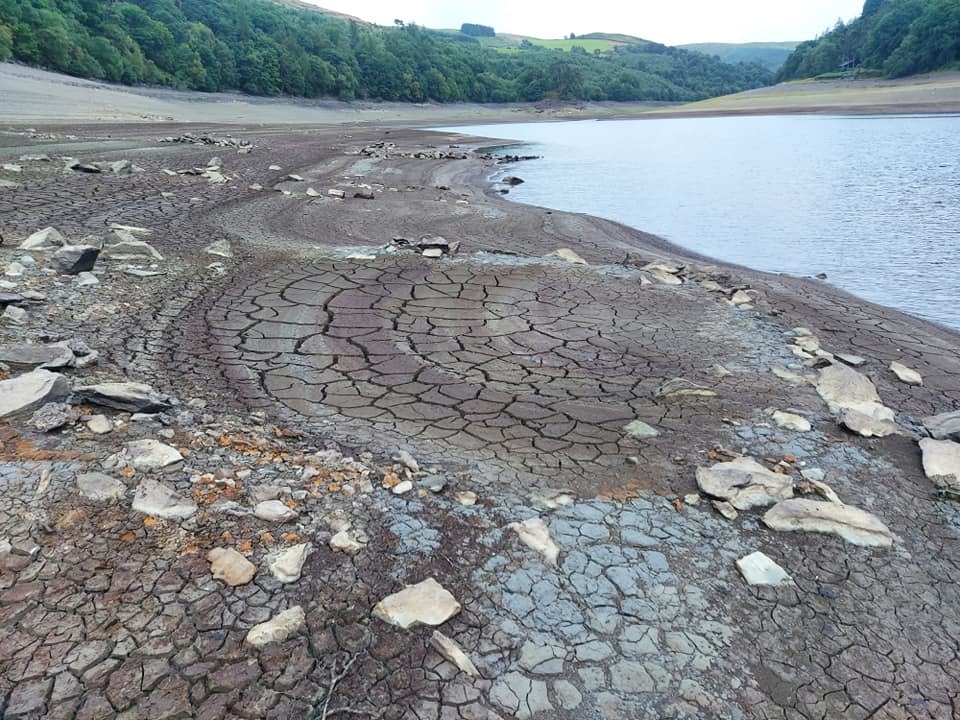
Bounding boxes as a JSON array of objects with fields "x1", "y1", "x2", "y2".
[{"x1": 442, "y1": 116, "x2": 960, "y2": 330}]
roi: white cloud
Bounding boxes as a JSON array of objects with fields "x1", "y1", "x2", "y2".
[{"x1": 302, "y1": 0, "x2": 865, "y2": 45}]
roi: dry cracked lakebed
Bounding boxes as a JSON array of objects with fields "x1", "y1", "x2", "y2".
[{"x1": 0, "y1": 123, "x2": 958, "y2": 719}]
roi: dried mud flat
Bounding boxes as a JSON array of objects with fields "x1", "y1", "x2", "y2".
[{"x1": 0, "y1": 121, "x2": 959, "y2": 720}]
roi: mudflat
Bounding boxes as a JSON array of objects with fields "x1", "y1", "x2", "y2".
[{"x1": 1, "y1": 91, "x2": 959, "y2": 718}]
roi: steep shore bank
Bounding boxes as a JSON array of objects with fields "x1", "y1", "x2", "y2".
[{"x1": 1, "y1": 121, "x2": 958, "y2": 719}]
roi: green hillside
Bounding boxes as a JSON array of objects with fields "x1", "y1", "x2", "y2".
[
  {"x1": 778, "y1": 0, "x2": 960, "y2": 80},
  {"x1": 679, "y1": 42, "x2": 798, "y2": 71},
  {"x1": 0, "y1": 0, "x2": 773, "y2": 103}
]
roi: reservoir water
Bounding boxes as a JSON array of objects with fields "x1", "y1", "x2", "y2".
[{"x1": 442, "y1": 115, "x2": 960, "y2": 331}]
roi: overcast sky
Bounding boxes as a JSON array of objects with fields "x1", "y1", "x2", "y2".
[{"x1": 304, "y1": 0, "x2": 865, "y2": 45}]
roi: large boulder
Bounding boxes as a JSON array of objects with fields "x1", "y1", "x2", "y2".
[
  {"x1": 0, "y1": 369, "x2": 71, "y2": 419},
  {"x1": 51, "y1": 245, "x2": 99, "y2": 275},
  {"x1": 73, "y1": 382, "x2": 173, "y2": 413},
  {"x1": 695, "y1": 456, "x2": 794, "y2": 510},
  {"x1": 762, "y1": 499, "x2": 893, "y2": 548}
]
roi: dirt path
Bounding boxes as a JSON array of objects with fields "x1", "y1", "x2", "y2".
[{"x1": 0, "y1": 122, "x2": 958, "y2": 720}]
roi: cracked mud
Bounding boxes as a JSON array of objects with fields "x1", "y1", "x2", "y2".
[{"x1": 1, "y1": 123, "x2": 959, "y2": 720}]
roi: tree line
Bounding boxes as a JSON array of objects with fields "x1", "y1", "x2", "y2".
[
  {"x1": 778, "y1": 0, "x2": 960, "y2": 80},
  {"x1": 0, "y1": 0, "x2": 772, "y2": 102}
]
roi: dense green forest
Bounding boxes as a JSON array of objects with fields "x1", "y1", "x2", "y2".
[
  {"x1": 0, "y1": 0, "x2": 772, "y2": 102},
  {"x1": 778, "y1": 0, "x2": 960, "y2": 80},
  {"x1": 679, "y1": 42, "x2": 798, "y2": 72}
]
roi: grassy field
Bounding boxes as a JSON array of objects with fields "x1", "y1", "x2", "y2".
[
  {"x1": 463, "y1": 31, "x2": 644, "y2": 54},
  {"x1": 641, "y1": 72, "x2": 960, "y2": 116}
]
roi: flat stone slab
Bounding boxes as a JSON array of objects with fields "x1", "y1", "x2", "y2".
[
  {"x1": 131, "y1": 478, "x2": 196, "y2": 519},
  {"x1": 125, "y1": 439, "x2": 183, "y2": 470},
  {"x1": 890, "y1": 361, "x2": 922, "y2": 386},
  {"x1": 0, "y1": 369, "x2": 71, "y2": 419},
  {"x1": 919, "y1": 438, "x2": 960, "y2": 491},
  {"x1": 74, "y1": 382, "x2": 173, "y2": 413},
  {"x1": 763, "y1": 499, "x2": 894, "y2": 548},
  {"x1": 430, "y1": 631, "x2": 480, "y2": 678},
  {"x1": 76, "y1": 473, "x2": 127, "y2": 501},
  {"x1": 208, "y1": 547, "x2": 256, "y2": 586},
  {"x1": 736, "y1": 551, "x2": 793, "y2": 586},
  {"x1": 373, "y1": 577, "x2": 461, "y2": 629},
  {"x1": 246, "y1": 606, "x2": 305, "y2": 647},
  {"x1": 923, "y1": 410, "x2": 960, "y2": 441},
  {"x1": 696, "y1": 456, "x2": 794, "y2": 510},
  {"x1": 0, "y1": 342, "x2": 74, "y2": 369}
]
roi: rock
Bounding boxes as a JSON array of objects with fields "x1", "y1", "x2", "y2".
[
  {"x1": 890, "y1": 361, "x2": 922, "y2": 386},
  {"x1": 455, "y1": 491, "x2": 477, "y2": 506},
  {"x1": 269, "y1": 164, "x2": 282, "y2": 170},
  {"x1": 696, "y1": 456, "x2": 794, "y2": 510},
  {"x1": 77, "y1": 472, "x2": 126, "y2": 501},
  {"x1": 392, "y1": 480, "x2": 414, "y2": 494},
  {"x1": 132, "y1": 479, "x2": 196, "y2": 519},
  {"x1": 4, "y1": 262, "x2": 25, "y2": 277},
  {"x1": 327, "y1": 189, "x2": 345, "y2": 198},
  {"x1": 86, "y1": 415, "x2": 113, "y2": 434},
  {"x1": 353, "y1": 190, "x2": 375, "y2": 200},
  {"x1": 74, "y1": 382, "x2": 173, "y2": 413},
  {"x1": 804, "y1": 477, "x2": 843, "y2": 504},
  {"x1": 204, "y1": 239, "x2": 233, "y2": 258},
  {"x1": 246, "y1": 606, "x2": 305, "y2": 647},
  {"x1": 125, "y1": 440, "x2": 183, "y2": 471},
  {"x1": 836, "y1": 353, "x2": 867, "y2": 367},
  {"x1": 647, "y1": 268, "x2": 683, "y2": 285},
  {"x1": 102, "y1": 232, "x2": 164, "y2": 261},
  {"x1": 77, "y1": 272, "x2": 99, "y2": 286},
  {"x1": 306, "y1": 187, "x2": 320, "y2": 196},
  {"x1": 269, "y1": 543, "x2": 310, "y2": 583},
  {"x1": 51, "y1": 245, "x2": 99, "y2": 275},
  {"x1": 393, "y1": 449, "x2": 420, "y2": 472},
  {"x1": 422, "y1": 248, "x2": 443, "y2": 259},
  {"x1": 285, "y1": 174, "x2": 304, "y2": 181},
  {"x1": 730, "y1": 289, "x2": 754, "y2": 305},
  {"x1": 762, "y1": 498, "x2": 894, "y2": 548},
  {"x1": 207, "y1": 547, "x2": 256, "y2": 586},
  {"x1": 509, "y1": 517, "x2": 560, "y2": 564},
  {"x1": 550, "y1": 248, "x2": 587, "y2": 265},
  {"x1": 0, "y1": 342, "x2": 75, "y2": 370},
  {"x1": 329, "y1": 529, "x2": 365, "y2": 553},
  {"x1": 0, "y1": 292, "x2": 26, "y2": 305},
  {"x1": 430, "y1": 631, "x2": 480, "y2": 677},
  {"x1": 923, "y1": 410, "x2": 960, "y2": 441},
  {"x1": 736, "y1": 551, "x2": 793, "y2": 586},
  {"x1": 623, "y1": 419, "x2": 660, "y2": 439},
  {"x1": 817, "y1": 363, "x2": 891, "y2": 417},
  {"x1": 19, "y1": 227, "x2": 65, "y2": 250},
  {"x1": 837, "y1": 408, "x2": 900, "y2": 438},
  {"x1": 0, "y1": 369, "x2": 71, "y2": 419},
  {"x1": 2, "y1": 304, "x2": 26, "y2": 324},
  {"x1": 772, "y1": 410, "x2": 812, "y2": 432},
  {"x1": 683, "y1": 493, "x2": 700, "y2": 506},
  {"x1": 919, "y1": 438, "x2": 960, "y2": 492},
  {"x1": 124, "y1": 268, "x2": 163, "y2": 278},
  {"x1": 254, "y1": 500, "x2": 297, "y2": 522},
  {"x1": 28, "y1": 402, "x2": 75, "y2": 431},
  {"x1": 372, "y1": 578, "x2": 461, "y2": 629},
  {"x1": 655, "y1": 378, "x2": 717, "y2": 400},
  {"x1": 501, "y1": 176, "x2": 524, "y2": 186}
]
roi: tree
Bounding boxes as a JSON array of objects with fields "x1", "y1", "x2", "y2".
[
  {"x1": 460, "y1": 23, "x2": 495, "y2": 37},
  {"x1": 0, "y1": 23, "x2": 12, "y2": 60}
]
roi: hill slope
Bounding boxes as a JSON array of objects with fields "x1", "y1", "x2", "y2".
[
  {"x1": 0, "y1": 0, "x2": 772, "y2": 103},
  {"x1": 679, "y1": 42, "x2": 798, "y2": 71},
  {"x1": 778, "y1": 0, "x2": 960, "y2": 80}
]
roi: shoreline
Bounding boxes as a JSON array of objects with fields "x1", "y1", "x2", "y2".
[{"x1": 1, "y1": 120, "x2": 959, "y2": 718}]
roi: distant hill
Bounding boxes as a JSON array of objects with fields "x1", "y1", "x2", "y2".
[
  {"x1": 778, "y1": 0, "x2": 960, "y2": 81},
  {"x1": 679, "y1": 42, "x2": 798, "y2": 71},
  {"x1": 0, "y1": 0, "x2": 773, "y2": 103}
]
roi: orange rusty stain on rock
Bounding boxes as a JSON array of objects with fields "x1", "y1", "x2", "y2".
[
  {"x1": 260, "y1": 532, "x2": 275, "y2": 544},
  {"x1": 56, "y1": 509, "x2": 87, "y2": 530},
  {"x1": 180, "y1": 539, "x2": 200, "y2": 556},
  {"x1": 674, "y1": 498, "x2": 683, "y2": 511},
  {"x1": 0, "y1": 437, "x2": 97, "y2": 463},
  {"x1": 327, "y1": 484, "x2": 341, "y2": 493},
  {"x1": 120, "y1": 466, "x2": 135, "y2": 477},
  {"x1": 143, "y1": 516, "x2": 158, "y2": 528},
  {"x1": 120, "y1": 531, "x2": 136, "y2": 543},
  {"x1": 282, "y1": 533, "x2": 301, "y2": 544},
  {"x1": 237, "y1": 539, "x2": 253, "y2": 554},
  {"x1": 783, "y1": 454, "x2": 797, "y2": 464}
]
